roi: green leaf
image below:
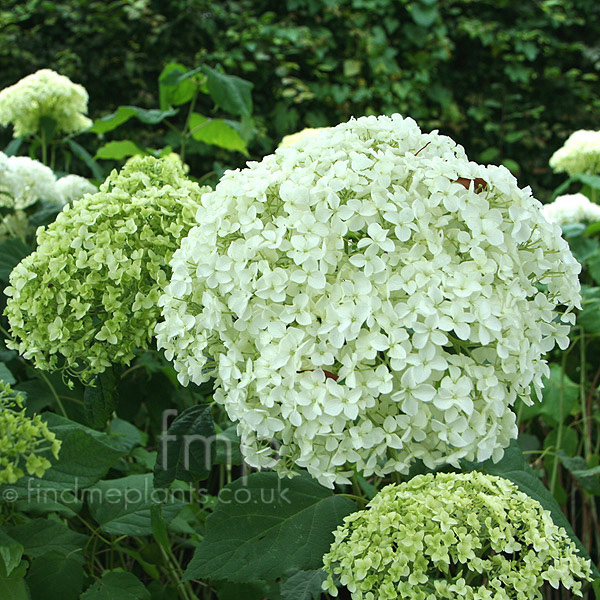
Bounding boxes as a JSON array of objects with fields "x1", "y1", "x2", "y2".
[
  {"x1": 0, "y1": 562, "x2": 28, "y2": 600},
  {"x1": 281, "y1": 569, "x2": 327, "y2": 600},
  {"x1": 81, "y1": 571, "x2": 150, "y2": 600},
  {"x1": 87, "y1": 474, "x2": 185, "y2": 535},
  {"x1": 204, "y1": 66, "x2": 253, "y2": 116},
  {"x1": 150, "y1": 503, "x2": 170, "y2": 552},
  {"x1": 159, "y1": 63, "x2": 201, "y2": 110},
  {"x1": 90, "y1": 106, "x2": 178, "y2": 134},
  {"x1": 84, "y1": 368, "x2": 119, "y2": 430},
  {"x1": 214, "y1": 580, "x2": 280, "y2": 600},
  {"x1": 188, "y1": 113, "x2": 248, "y2": 154},
  {"x1": 3, "y1": 138, "x2": 23, "y2": 157},
  {"x1": 409, "y1": 4, "x2": 438, "y2": 27},
  {"x1": 153, "y1": 404, "x2": 216, "y2": 488},
  {"x1": 66, "y1": 139, "x2": 104, "y2": 180},
  {"x1": 6, "y1": 518, "x2": 86, "y2": 560},
  {"x1": 0, "y1": 530, "x2": 23, "y2": 576},
  {"x1": 183, "y1": 472, "x2": 356, "y2": 582},
  {"x1": 559, "y1": 453, "x2": 600, "y2": 495},
  {"x1": 0, "y1": 414, "x2": 126, "y2": 515},
  {"x1": 585, "y1": 222, "x2": 600, "y2": 236},
  {"x1": 587, "y1": 251, "x2": 600, "y2": 285},
  {"x1": 0, "y1": 364, "x2": 15, "y2": 386},
  {"x1": 94, "y1": 140, "x2": 146, "y2": 161},
  {"x1": 26, "y1": 553, "x2": 84, "y2": 600},
  {"x1": 0, "y1": 239, "x2": 31, "y2": 281}
]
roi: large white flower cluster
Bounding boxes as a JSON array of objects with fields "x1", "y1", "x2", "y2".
[
  {"x1": 549, "y1": 130, "x2": 600, "y2": 176},
  {"x1": 156, "y1": 114, "x2": 581, "y2": 488},
  {"x1": 541, "y1": 193, "x2": 600, "y2": 226},
  {"x1": 0, "y1": 69, "x2": 92, "y2": 138},
  {"x1": 56, "y1": 174, "x2": 98, "y2": 206}
]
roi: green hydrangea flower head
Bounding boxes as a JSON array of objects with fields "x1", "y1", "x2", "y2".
[
  {"x1": 0, "y1": 381, "x2": 61, "y2": 484},
  {"x1": 0, "y1": 69, "x2": 92, "y2": 138},
  {"x1": 323, "y1": 472, "x2": 592, "y2": 600},
  {"x1": 4, "y1": 156, "x2": 208, "y2": 382}
]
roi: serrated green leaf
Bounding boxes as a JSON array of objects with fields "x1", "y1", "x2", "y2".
[
  {"x1": 0, "y1": 238, "x2": 31, "y2": 280},
  {"x1": 94, "y1": 140, "x2": 146, "y2": 160},
  {"x1": 188, "y1": 113, "x2": 248, "y2": 154},
  {"x1": 26, "y1": 553, "x2": 84, "y2": 600},
  {"x1": 204, "y1": 66, "x2": 253, "y2": 116},
  {"x1": 0, "y1": 530, "x2": 23, "y2": 576},
  {"x1": 153, "y1": 404, "x2": 216, "y2": 488},
  {"x1": 87, "y1": 473, "x2": 185, "y2": 535},
  {"x1": 84, "y1": 369, "x2": 119, "y2": 430},
  {"x1": 90, "y1": 106, "x2": 178, "y2": 135},
  {"x1": 6, "y1": 518, "x2": 86, "y2": 560},
  {"x1": 281, "y1": 569, "x2": 327, "y2": 600},
  {"x1": 81, "y1": 571, "x2": 150, "y2": 600},
  {"x1": 183, "y1": 472, "x2": 356, "y2": 582}
]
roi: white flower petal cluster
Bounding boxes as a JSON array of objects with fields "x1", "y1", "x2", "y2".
[
  {"x1": 541, "y1": 193, "x2": 600, "y2": 226},
  {"x1": 0, "y1": 152, "x2": 62, "y2": 209},
  {"x1": 56, "y1": 174, "x2": 98, "y2": 206},
  {"x1": 279, "y1": 127, "x2": 330, "y2": 148},
  {"x1": 323, "y1": 472, "x2": 592, "y2": 600},
  {"x1": 157, "y1": 114, "x2": 581, "y2": 488},
  {"x1": 0, "y1": 69, "x2": 92, "y2": 138},
  {"x1": 549, "y1": 130, "x2": 600, "y2": 176}
]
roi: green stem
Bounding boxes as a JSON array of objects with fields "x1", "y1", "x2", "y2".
[
  {"x1": 179, "y1": 89, "x2": 199, "y2": 163},
  {"x1": 37, "y1": 370, "x2": 68, "y2": 418},
  {"x1": 550, "y1": 351, "x2": 567, "y2": 496},
  {"x1": 580, "y1": 329, "x2": 592, "y2": 459},
  {"x1": 41, "y1": 129, "x2": 48, "y2": 165}
]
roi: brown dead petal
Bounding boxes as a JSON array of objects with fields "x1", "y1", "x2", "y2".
[{"x1": 454, "y1": 177, "x2": 488, "y2": 192}]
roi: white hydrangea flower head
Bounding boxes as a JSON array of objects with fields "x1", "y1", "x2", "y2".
[
  {"x1": 156, "y1": 114, "x2": 582, "y2": 488},
  {"x1": 0, "y1": 155, "x2": 62, "y2": 209},
  {"x1": 549, "y1": 130, "x2": 600, "y2": 176},
  {"x1": 0, "y1": 69, "x2": 92, "y2": 138},
  {"x1": 4, "y1": 156, "x2": 208, "y2": 382},
  {"x1": 322, "y1": 472, "x2": 592, "y2": 600},
  {"x1": 279, "y1": 127, "x2": 330, "y2": 148},
  {"x1": 56, "y1": 174, "x2": 98, "y2": 206},
  {"x1": 541, "y1": 193, "x2": 600, "y2": 226}
]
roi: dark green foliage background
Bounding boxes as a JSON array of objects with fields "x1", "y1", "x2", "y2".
[{"x1": 1, "y1": 0, "x2": 600, "y2": 195}]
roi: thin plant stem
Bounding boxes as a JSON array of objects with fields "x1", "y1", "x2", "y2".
[{"x1": 37, "y1": 370, "x2": 68, "y2": 418}]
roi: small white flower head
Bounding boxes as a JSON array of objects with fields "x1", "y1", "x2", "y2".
[
  {"x1": 322, "y1": 472, "x2": 593, "y2": 600},
  {"x1": 550, "y1": 130, "x2": 600, "y2": 176},
  {"x1": 541, "y1": 193, "x2": 600, "y2": 226},
  {"x1": 56, "y1": 174, "x2": 98, "y2": 206},
  {"x1": 0, "y1": 69, "x2": 92, "y2": 138},
  {"x1": 0, "y1": 154, "x2": 62, "y2": 209},
  {"x1": 4, "y1": 156, "x2": 208, "y2": 382},
  {"x1": 157, "y1": 114, "x2": 582, "y2": 488},
  {"x1": 279, "y1": 127, "x2": 330, "y2": 148}
]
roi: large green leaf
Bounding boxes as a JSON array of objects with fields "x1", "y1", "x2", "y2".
[
  {"x1": 154, "y1": 404, "x2": 216, "y2": 488},
  {"x1": 84, "y1": 369, "x2": 119, "y2": 430},
  {"x1": 188, "y1": 113, "x2": 248, "y2": 154},
  {"x1": 183, "y1": 472, "x2": 356, "y2": 582},
  {"x1": 0, "y1": 562, "x2": 28, "y2": 600},
  {"x1": 6, "y1": 518, "x2": 86, "y2": 560},
  {"x1": 94, "y1": 140, "x2": 146, "y2": 160},
  {"x1": 0, "y1": 239, "x2": 31, "y2": 281},
  {"x1": 26, "y1": 553, "x2": 84, "y2": 600},
  {"x1": 204, "y1": 66, "x2": 253, "y2": 116},
  {"x1": 90, "y1": 106, "x2": 178, "y2": 134},
  {"x1": 280, "y1": 569, "x2": 327, "y2": 600},
  {"x1": 87, "y1": 474, "x2": 185, "y2": 535},
  {"x1": 0, "y1": 530, "x2": 23, "y2": 576},
  {"x1": 81, "y1": 571, "x2": 150, "y2": 600},
  {"x1": 0, "y1": 414, "x2": 126, "y2": 515}
]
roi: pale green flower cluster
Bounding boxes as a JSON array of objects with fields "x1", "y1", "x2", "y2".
[
  {"x1": 549, "y1": 130, "x2": 600, "y2": 176},
  {"x1": 323, "y1": 472, "x2": 592, "y2": 600},
  {"x1": 0, "y1": 69, "x2": 92, "y2": 138},
  {"x1": 4, "y1": 156, "x2": 207, "y2": 382},
  {"x1": 157, "y1": 114, "x2": 581, "y2": 488},
  {"x1": 0, "y1": 381, "x2": 61, "y2": 485}
]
